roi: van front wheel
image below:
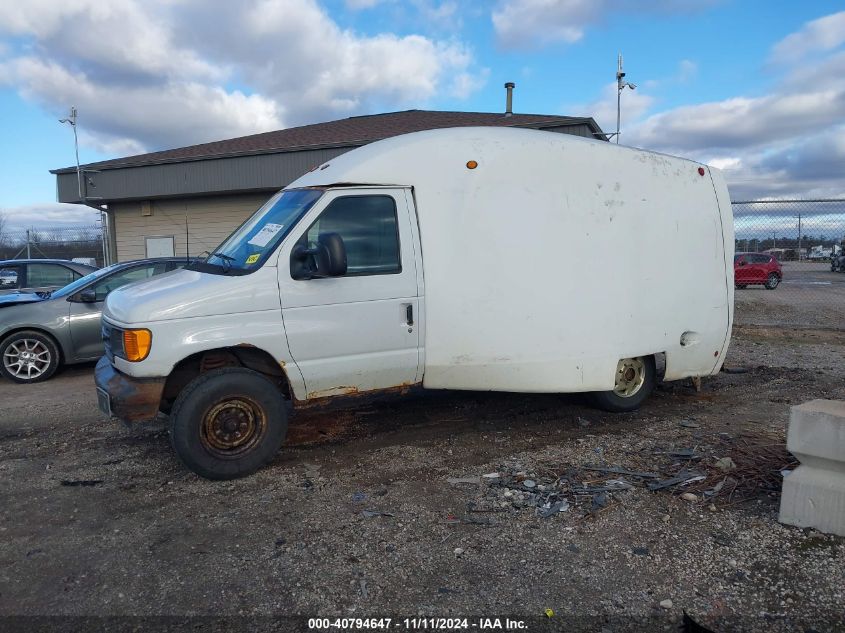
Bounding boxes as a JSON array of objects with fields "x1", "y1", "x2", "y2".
[
  {"x1": 591, "y1": 356, "x2": 656, "y2": 413},
  {"x1": 169, "y1": 368, "x2": 288, "y2": 480}
]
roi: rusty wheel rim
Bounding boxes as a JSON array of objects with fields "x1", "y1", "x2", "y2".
[{"x1": 200, "y1": 397, "x2": 267, "y2": 457}]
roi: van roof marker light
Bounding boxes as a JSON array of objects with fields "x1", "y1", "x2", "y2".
[
  {"x1": 466, "y1": 160, "x2": 478, "y2": 170},
  {"x1": 698, "y1": 167, "x2": 705, "y2": 176}
]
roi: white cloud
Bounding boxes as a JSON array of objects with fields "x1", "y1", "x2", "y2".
[
  {"x1": 491, "y1": 0, "x2": 720, "y2": 49},
  {"x1": 706, "y1": 157, "x2": 741, "y2": 171},
  {"x1": 625, "y1": 83, "x2": 845, "y2": 198},
  {"x1": 2, "y1": 203, "x2": 101, "y2": 231},
  {"x1": 627, "y1": 89, "x2": 845, "y2": 154},
  {"x1": 677, "y1": 59, "x2": 697, "y2": 83},
  {"x1": 493, "y1": 0, "x2": 598, "y2": 49},
  {"x1": 564, "y1": 10, "x2": 845, "y2": 199},
  {"x1": 0, "y1": 0, "x2": 485, "y2": 157},
  {"x1": 566, "y1": 81, "x2": 655, "y2": 137},
  {"x1": 0, "y1": 56, "x2": 282, "y2": 155},
  {"x1": 770, "y1": 11, "x2": 845, "y2": 63},
  {"x1": 345, "y1": 0, "x2": 384, "y2": 9}
]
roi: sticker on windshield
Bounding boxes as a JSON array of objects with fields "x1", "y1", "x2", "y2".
[
  {"x1": 248, "y1": 223, "x2": 284, "y2": 247},
  {"x1": 245, "y1": 254, "x2": 260, "y2": 265}
]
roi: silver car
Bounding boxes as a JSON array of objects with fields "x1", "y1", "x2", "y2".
[
  {"x1": 0, "y1": 258, "x2": 188, "y2": 383},
  {"x1": 0, "y1": 259, "x2": 97, "y2": 295}
]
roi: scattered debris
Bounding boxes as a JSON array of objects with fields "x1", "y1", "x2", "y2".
[
  {"x1": 453, "y1": 547, "x2": 464, "y2": 557},
  {"x1": 443, "y1": 431, "x2": 796, "y2": 523},
  {"x1": 361, "y1": 510, "x2": 394, "y2": 518},
  {"x1": 714, "y1": 457, "x2": 736, "y2": 472},
  {"x1": 648, "y1": 471, "x2": 706, "y2": 491},
  {"x1": 679, "y1": 419, "x2": 700, "y2": 428},
  {"x1": 583, "y1": 465, "x2": 659, "y2": 479},
  {"x1": 60, "y1": 479, "x2": 103, "y2": 487},
  {"x1": 351, "y1": 491, "x2": 367, "y2": 503},
  {"x1": 659, "y1": 599, "x2": 673, "y2": 609},
  {"x1": 447, "y1": 476, "x2": 483, "y2": 486},
  {"x1": 666, "y1": 448, "x2": 702, "y2": 461},
  {"x1": 537, "y1": 500, "x2": 569, "y2": 518}
]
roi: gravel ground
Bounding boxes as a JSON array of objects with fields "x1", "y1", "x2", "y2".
[
  {"x1": 734, "y1": 262, "x2": 845, "y2": 329},
  {"x1": 1, "y1": 318, "x2": 844, "y2": 631}
]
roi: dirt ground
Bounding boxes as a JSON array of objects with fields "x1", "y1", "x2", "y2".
[{"x1": 1, "y1": 299, "x2": 844, "y2": 632}]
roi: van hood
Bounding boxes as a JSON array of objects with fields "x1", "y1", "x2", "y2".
[{"x1": 103, "y1": 266, "x2": 282, "y2": 324}]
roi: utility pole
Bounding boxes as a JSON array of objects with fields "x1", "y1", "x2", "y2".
[
  {"x1": 59, "y1": 107, "x2": 83, "y2": 202},
  {"x1": 615, "y1": 54, "x2": 636, "y2": 145},
  {"x1": 59, "y1": 107, "x2": 109, "y2": 266},
  {"x1": 795, "y1": 212, "x2": 802, "y2": 261}
]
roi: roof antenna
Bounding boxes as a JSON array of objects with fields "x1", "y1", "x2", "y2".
[
  {"x1": 504, "y1": 82, "x2": 515, "y2": 117},
  {"x1": 185, "y1": 215, "x2": 189, "y2": 261}
]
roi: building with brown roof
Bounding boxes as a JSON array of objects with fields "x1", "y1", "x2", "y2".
[{"x1": 52, "y1": 109, "x2": 605, "y2": 262}]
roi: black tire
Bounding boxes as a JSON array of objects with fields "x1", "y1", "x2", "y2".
[
  {"x1": 765, "y1": 273, "x2": 780, "y2": 290},
  {"x1": 0, "y1": 330, "x2": 60, "y2": 383},
  {"x1": 591, "y1": 356, "x2": 656, "y2": 413},
  {"x1": 169, "y1": 368, "x2": 288, "y2": 480},
  {"x1": 735, "y1": 284, "x2": 747, "y2": 289}
]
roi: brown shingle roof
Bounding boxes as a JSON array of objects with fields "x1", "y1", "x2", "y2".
[{"x1": 52, "y1": 110, "x2": 602, "y2": 173}]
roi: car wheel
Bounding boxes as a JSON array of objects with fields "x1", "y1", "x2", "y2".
[
  {"x1": 169, "y1": 367, "x2": 288, "y2": 480},
  {"x1": 0, "y1": 330, "x2": 60, "y2": 383},
  {"x1": 765, "y1": 273, "x2": 780, "y2": 289},
  {"x1": 591, "y1": 356, "x2": 656, "y2": 413}
]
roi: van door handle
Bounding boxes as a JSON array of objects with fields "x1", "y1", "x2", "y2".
[{"x1": 406, "y1": 304, "x2": 414, "y2": 326}]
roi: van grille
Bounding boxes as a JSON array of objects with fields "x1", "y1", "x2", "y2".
[{"x1": 102, "y1": 323, "x2": 121, "y2": 362}]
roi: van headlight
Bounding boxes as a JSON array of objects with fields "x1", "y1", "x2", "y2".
[{"x1": 118, "y1": 328, "x2": 152, "y2": 362}]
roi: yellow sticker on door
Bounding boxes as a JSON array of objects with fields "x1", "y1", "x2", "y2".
[{"x1": 246, "y1": 254, "x2": 260, "y2": 265}]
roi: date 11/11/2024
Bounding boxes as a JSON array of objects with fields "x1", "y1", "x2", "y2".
[{"x1": 307, "y1": 618, "x2": 528, "y2": 630}]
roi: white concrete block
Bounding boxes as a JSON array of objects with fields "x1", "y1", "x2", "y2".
[{"x1": 779, "y1": 399, "x2": 845, "y2": 536}]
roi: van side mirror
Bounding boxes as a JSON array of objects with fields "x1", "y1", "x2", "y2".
[
  {"x1": 290, "y1": 232, "x2": 347, "y2": 280},
  {"x1": 737, "y1": 260, "x2": 746, "y2": 267}
]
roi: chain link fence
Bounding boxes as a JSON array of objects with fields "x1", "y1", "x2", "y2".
[
  {"x1": 732, "y1": 199, "x2": 845, "y2": 330},
  {"x1": 0, "y1": 225, "x2": 105, "y2": 267},
  {"x1": 0, "y1": 202, "x2": 842, "y2": 330}
]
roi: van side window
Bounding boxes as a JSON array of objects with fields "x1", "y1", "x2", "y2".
[{"x1": 301, "y1": 195, "x2": 401, "y2": 276}]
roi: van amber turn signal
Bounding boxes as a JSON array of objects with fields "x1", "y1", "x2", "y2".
[{"x1": 122, "y1": 329, "x2": 152, "y2": 362}]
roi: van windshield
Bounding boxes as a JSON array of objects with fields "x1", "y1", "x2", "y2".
[{"x1": 194, "y1": 188, "x2": 324, "y2": 275}]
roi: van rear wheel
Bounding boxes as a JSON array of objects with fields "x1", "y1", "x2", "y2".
[
  {"x1": 592, "y1": 356, "x2": 656, "y2": 413},
  {"x1": 169, "y1": 368, "x2": 288, "y2": 480}
]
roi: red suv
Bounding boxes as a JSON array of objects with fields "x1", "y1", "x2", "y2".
[{"x1": 734, "y1": 252, "x2": 782, "y2": 289}]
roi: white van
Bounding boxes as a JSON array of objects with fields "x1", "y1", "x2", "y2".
[{"x1": 95, "y1": 127, "x2": 734, "y2": 479}]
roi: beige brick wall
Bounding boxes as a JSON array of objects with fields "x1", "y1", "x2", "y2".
[{"x1": 110, "y1": 193, "x2": 274, "y2": 262}]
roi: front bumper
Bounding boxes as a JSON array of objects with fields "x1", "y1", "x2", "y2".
[{"x1": 94, "y1": 356, "x2": 166, "y2": 424}]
